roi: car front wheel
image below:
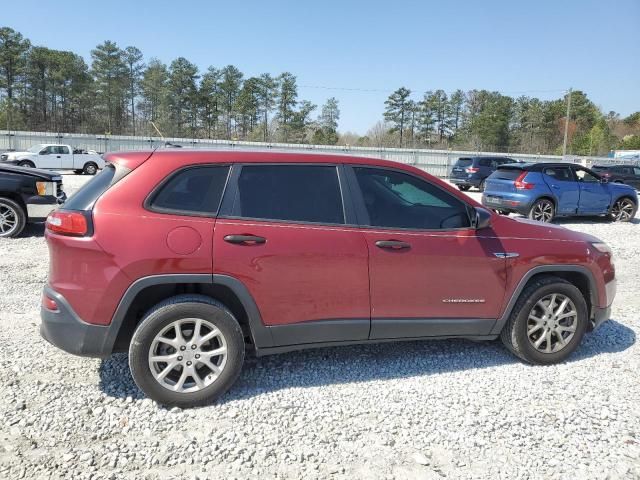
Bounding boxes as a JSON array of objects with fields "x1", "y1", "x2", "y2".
[
  {"x1": 610, "y1": 197, "x2": 637, "y2": 222},
  {"x1": 129, "y1": 295, "x2": 245, "y2": 407},
  {"x1": 0, "y1": 197, "x2": 27, "y2": 238},
  {"x1": 457, "y1": 185, "x2": 470, "y2": 192},
  {"x1": 500, "y1": 276, "x2": 588, "y2": 364}
]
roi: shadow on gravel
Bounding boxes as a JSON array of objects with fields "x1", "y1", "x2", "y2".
[
  {"x1": 98, "y1": 319, "x2": 635, "y2": 402},
  {"x1": 19, "y1": 222, "x2": 46, "y2": 238}
]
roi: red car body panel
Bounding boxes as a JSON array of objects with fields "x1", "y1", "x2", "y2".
[{"x1": 44, "y1": 150, "x2": 615, "y2": 345}]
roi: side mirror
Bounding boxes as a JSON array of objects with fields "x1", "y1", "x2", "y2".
[
  {"x1": 600, "y1": 177, "x2": 609, "y2": 184},
  {"x1": 473, "y1": 207, "x2": 492, "y2": 230},
  {"x1": 39, "y1": 150, "x2": 47, "y2": 155}
]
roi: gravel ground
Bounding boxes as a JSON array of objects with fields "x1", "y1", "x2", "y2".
[{"x1": 1, "y1": 174, "x2": 639, "y2": 480}]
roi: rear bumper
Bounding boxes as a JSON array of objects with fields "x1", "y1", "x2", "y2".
[
  {"x1": 482, "y1": 193, "x2": 533, "y2": 214},
  {"x1": 40, "y1": 286, "x2": 113, "y2": 358},
  {"x1": 450, "y1": 177, "x2": 481, "y2": 187}
]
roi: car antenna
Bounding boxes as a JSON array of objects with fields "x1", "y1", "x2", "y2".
[{"x1": 150, "y1": 121, "x2": 182, "y2": 148}]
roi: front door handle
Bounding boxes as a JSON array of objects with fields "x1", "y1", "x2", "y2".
[
  {"x1": 224, "y1": 234, "x2": 266, "y2": 245},
  {"x1": 375, "y1": 240, "x2": 411, "y2": 250}
]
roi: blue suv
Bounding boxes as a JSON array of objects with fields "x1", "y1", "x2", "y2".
[
  {"x1": 482, "y1": 163, "x2": 638, "y2": 223},
  {"x1": 449, "y1": 156, "x2": 516, "y2": 192}
]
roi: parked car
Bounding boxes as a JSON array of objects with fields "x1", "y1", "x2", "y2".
[
  {"x1": 449, "y1": 156, "x2": 517, "y2": 192},
  {"x1": 591, "y1": 164, "x2": 640, "y2": 189},
  {"x1": 0, "y1": 164, "x2": 66, "y2": 238},
  {"x1": 42, "y1": 150, "x2": 616, "y2": 407},
  {"x1": 0, "y1": 144, "x2": 104, "y2": 174},
  {"x1": 482, "y1": 163, "x2": 638, "y2": 223}
]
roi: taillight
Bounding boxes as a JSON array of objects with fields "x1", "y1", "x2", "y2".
[
  {"x1": 46, "y1": 211, "x2": 90, "y2": 236},
  {"x1": 514, "y1": 172, "x2": 535, "y2": 190},
  {"x1": 466, "y1": 167, "x2": 479, "y2": 173}
]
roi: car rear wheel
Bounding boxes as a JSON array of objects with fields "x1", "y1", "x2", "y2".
[
  {"x1": 500, "y1": 276, "x2": 588, "y2": 364},
  {"x1": 83, "y1": 162, "x2": 98, "y2": 175},
  {"x1": 457, "y1": 185, "x2": 470, "y2": 191},
  {"x1": 0, "y1": 197, "x2": 27, "y2": 238},
  {"x1": 610, "y1": 197, "x2": 637, "y2": 222},
  {"x1": 528, "y1": 199, "x2": 555, "y2": 222},
  {"x1": 477, "y1": 179, "x2": 486, "y2": 192},
  {"x1": 18, "y1": 160, "x2": 35, "y2": 168},
  {"x1": 129, "y1": 295, "x2": 245, "y2": 407}
]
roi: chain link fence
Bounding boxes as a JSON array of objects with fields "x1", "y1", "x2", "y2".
[{"x1": 0, "y1": 129, "x2": 614, "y2": 178}]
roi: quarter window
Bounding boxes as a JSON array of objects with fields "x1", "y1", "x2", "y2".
[
  {"x1": 235, "y1": 165, "x2": 344, "y2": 224},
  {"x1": 150, "y1": 165, "x2": 230, "y2": 214},
  {"x1": 353, "y1": 167, "x2": 471, "y2": 230}
]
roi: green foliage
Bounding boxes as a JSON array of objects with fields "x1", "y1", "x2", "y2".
[{"x1": 384, "y1": 87, "x2": 412, "y2": 147}]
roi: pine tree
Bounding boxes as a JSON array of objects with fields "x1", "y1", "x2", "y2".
[{"x1": 384, "y1": 87, "x2": 412, "y2": 147}]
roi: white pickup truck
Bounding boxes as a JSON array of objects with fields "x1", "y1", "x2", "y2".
[{"x1": 0, "y1": 144, "x2": 105, "y2": 175}]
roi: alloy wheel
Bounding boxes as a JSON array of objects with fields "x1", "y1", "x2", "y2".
[
  {"x1": 148, "y1": 318, "x2": 228, "y2": 393},
  {"x1": 531, "y1": 201, "x2": 553, "y2": 222},
  {"x1": 611, "y1": 198, "x2": 635, "y2": 221},
  {"x1": 526, "y1": 293, "x2": 577, "y2": 354},
  {"x1": 0, "y1": 204, "x2": 19, "y2": 236}
]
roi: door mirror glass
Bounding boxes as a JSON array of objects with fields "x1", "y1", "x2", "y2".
[
  {"x1": 600, "y1": 176, "x2": 609, "y2": 184},
  {"x1": 474, "y1": 207, "x2": 492, "y2": 230}
]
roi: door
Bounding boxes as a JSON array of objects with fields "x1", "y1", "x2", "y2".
[
  {"x1": 347, "y1": 166, "x2": 507, "y2": 340},
  {"x1": 36, "y1": 145, "x2": 62, "y2": 168},
  {"x1": 213, "y1": 164, "x2": 370, "y2": 345},
  {"x1": 575, "y1": 167, "x2": 610, "y2": 214},
  {"x1": 56, "y1": 146, "x2": 74, "y2": 169},
  {"x1": 541, "y1": 166, "x2": 579, "y2": 215}
]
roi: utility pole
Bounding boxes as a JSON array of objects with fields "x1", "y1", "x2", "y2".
[{"x1": 562, "y1": 88, "x2": 572, "y2": 157}]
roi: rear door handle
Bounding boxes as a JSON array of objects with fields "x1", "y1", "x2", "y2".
[
  {"x1": 375, "y1": 240, "x2": 411, "y2": 250},
  {"x1": 224, "y1": 234, "x2": 266, "y2": 245}
]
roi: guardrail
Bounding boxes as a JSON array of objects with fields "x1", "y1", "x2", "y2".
[{"x1": 0, "y1": 130, "x2": 613, "y2": 178}]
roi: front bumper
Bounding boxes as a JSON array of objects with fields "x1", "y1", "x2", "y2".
[{"x1": 40, "y1": 286, "x2": 113, "y2": 358}]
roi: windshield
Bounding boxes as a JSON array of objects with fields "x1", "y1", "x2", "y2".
[{"x1": 27, "y1": 144, "x2": 47, "y2": 153}]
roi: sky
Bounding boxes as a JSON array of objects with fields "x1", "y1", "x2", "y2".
[{"x1": 3, "y1": 0, "x2": 639, "y2": 134}]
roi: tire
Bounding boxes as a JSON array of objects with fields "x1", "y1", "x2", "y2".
[
  {"x1": 18, "y1": 160, "x2": 35, "y2": 168},
  {"x1": 129, "y1": 295, "x2": 245, "y2": 407},
  {"x1": 477, "y1": 179, "x2": 486, "y2": 192},
  {"x1": 500, "y1": 276, "x2": 588, "y2": 365},
  {"x1": 83, "y1": 162, "x2": 98, "y2": 175},
  {"x1": 528, "y1": 198, "x2": 555, "y2": 222},
  {"x1": 0, "y1": 197, "x2": 27, "y2": 238},
  {"x1": 457, "y1": 185, "x2": 471, "y2": 192},
  {"x1": 610, "y1": 197, "x2": 637, "y2": 222}
]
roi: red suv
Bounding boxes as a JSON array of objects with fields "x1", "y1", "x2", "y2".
[{"x1": 41, "y1": 150, "x2": 617, "y2": 407}]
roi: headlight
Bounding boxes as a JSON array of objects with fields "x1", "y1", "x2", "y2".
[
  {"x1": 591, "y1": 242, "x2": 613, "y2": 257},
  {"x1": 35, "y1": 181, "x2": 57, "y2": 196}
]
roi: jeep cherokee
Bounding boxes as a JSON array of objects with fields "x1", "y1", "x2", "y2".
[{"x1": 41, "y1": 150, "x2": 617, "y2": 407}]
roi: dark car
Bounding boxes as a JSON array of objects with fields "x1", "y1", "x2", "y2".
[
  {"x1": 591, "y1": 164, "x2": 640, "y2": 189},
  {"x1": 42, "y1": 150, "x2": 616, "y2": 407},
  {"x1": 482, "y1": 163, "x2": 638, "y2": 222},
  {"x1": 0, "y1": 164, "x2": 66, "y2": 237},
  {"x1": 450, "y1": 156, "x2": 517, "y2": 192}
]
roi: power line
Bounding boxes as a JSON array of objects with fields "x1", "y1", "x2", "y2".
[{"x1": 298, "y1": 84, "x2": 569, "y2": 96}]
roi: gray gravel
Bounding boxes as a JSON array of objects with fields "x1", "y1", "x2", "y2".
[{"x1": 0, "y1": 174, "x2": 639, "y2": 479}]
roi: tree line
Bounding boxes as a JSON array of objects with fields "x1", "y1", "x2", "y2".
[
  {"x1": 1, "y1": 26, "x2": 639, "y2": 155},
  {"x1": 376, "y1": 87, "x2": 640, "y2": 155},
  {"x1": 0, "y1": 27, "x2": 340, "y2": 144}
]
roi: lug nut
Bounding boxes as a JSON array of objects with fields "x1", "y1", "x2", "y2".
[
  {"x1": 191, "y1": 345, "x2": 197, "y2": 350},
  {"x1": 177, "y1": 356, "x2": 183, "y2": 361},
  {"x1": 195, "y1": 354, "x2": 200, "y2": 359},
  {"x1": 186, "y1": 361, "x2": 192, "y2": 366},
  {"x1": 180, "y1": 346, "x2": 186, "y2": 351}
]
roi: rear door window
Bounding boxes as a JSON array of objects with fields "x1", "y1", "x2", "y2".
[
  {"x1": 543, "y1": 167, "x2": 573, "y2": 182},
  {"x1": 150, "y1": 165, "x2": 230, "y2": 215},
  {"x1": 234, "y1": 165, "x2": 345, "y2": 224}
]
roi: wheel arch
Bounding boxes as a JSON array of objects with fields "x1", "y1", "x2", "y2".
[
  {"x1": 490, "y1": 265, "x2": 598, "y2": 335},
  {"x1": 108, "y1": 274, "x2": 273, "y2": 354}
]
